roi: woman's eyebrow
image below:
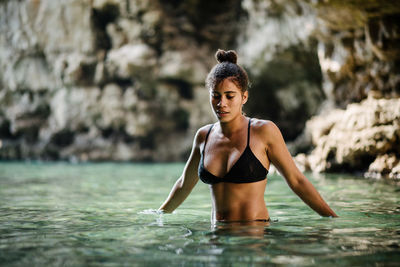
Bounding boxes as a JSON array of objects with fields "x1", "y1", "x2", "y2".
[{"x1": 211, "y1": 90, "x2": 237, "y2": 94}]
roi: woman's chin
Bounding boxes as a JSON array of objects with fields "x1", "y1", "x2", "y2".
[
  {"x1": 216, "y1": 113, "x2": 245, "y2": 122},
  {"x1": 216, "y1": 114, "x2": 228, "y2": 121},
  {"x1": 218, "y1": 117, "x2": 233, "y2": 124}
]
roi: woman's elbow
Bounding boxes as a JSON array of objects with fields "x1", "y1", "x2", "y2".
[
  {"x1": 287, "y1": 173, "x2": 306, "y2": 192},
  {"x1": 178, "y1": 175, "x2": 198, "y2": 192}
]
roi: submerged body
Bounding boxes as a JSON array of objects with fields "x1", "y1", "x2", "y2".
[{"x1": 159, "y1": 50, "x2": 337, "y2": 222}]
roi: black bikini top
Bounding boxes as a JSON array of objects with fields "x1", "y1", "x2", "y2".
[{"x1": 198, "y1": 118, "x2": 268, "y2": 184}]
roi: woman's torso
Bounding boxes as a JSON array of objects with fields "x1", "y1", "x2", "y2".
[
  {"x1": 211, "y1": 180, "x2": 269, "y2": 221},
  {"x1": 198, "y1": 117, "x2": 271, "y2": 221}
]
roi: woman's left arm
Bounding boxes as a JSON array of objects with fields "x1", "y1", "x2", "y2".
[{"x1": 262, "y1": 121, "x2": 338, "y2": 217}]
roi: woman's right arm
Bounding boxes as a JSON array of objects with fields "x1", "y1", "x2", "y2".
[{"x1": 158, "y1": 129, "x2": 203, "y2": 213}]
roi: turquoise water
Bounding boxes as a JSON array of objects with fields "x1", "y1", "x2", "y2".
[{"x1": 0, "y1": 162, "x2": 399, "y2": 266}]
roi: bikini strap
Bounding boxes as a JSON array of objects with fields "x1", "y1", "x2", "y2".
[
  {"x1": 247, "y1": 118, "x2": 252, "y2": 146},
  {"x1": 202, "y1": 124, "x2": 214, "y2": 156}
]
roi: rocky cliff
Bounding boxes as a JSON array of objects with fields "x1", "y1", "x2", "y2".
[
  {"x1": 292, "y1": 0, "x2": 400, "y2": 180},
  {"x1": 0, "y1": 0, "x2": 399, "y2": 179}
]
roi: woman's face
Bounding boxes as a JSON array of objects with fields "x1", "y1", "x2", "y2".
[{"x1": 210, "y1": 78, "x2": 248, "y2": 122}]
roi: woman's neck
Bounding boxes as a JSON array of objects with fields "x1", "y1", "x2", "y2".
[{"x1": 218, "y1": 115, "x2": 247, "y2": 137}]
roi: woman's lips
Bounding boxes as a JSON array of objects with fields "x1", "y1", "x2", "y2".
[{"x1": 216, "y1": 110, "x2": 229, "y2": 116}]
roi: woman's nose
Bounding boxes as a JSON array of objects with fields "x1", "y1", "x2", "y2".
[{"x1": 217, "y1": 97, "x2": 226, "y2": 107}]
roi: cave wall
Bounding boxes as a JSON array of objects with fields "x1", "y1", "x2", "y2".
[
  {"x1": 295, "y1": 0, "x2": 400, "y2": 179},
  {"x1": 0, "y1": 0, "x2": 243, "y2": 161},
  {"x1": 0, "y1": 0, "x2": 324, "y2": 161},
  {"x1": 314, "y1": 0, "x2": 400, "y2": 106},
  {"x1": 0, "y1": 0, "x2": 399, "y2": 178}
]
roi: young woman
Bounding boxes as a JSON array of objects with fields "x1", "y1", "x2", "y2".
[{"x1": 159, "y1": 49, "x2": 337, "y2": 223}]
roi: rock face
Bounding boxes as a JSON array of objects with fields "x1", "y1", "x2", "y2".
[
  {"x1": 0, "y1": 0, "x2": 230, "y2": 161},
  {"x1": 291, "y1": 0, "x2": 400, "y2": 180},
  {"x1": 314, "y1": 0, "x2": 400, "y2": 106},
  {"x1": 295, "y1": 95, "x2": 400, "y2": 179},
  {"x1": 0, "y1": 0, "x2": 399, "y2": 180},
  {"x1": 0, "y1": 0, "x2": 325, "y2": 161}
]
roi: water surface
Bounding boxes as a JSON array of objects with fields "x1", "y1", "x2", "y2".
[{"x1": 0, "y1": 162, "x2": 399, "y2": 266}]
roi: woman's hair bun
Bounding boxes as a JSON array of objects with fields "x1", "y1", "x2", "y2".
[{"x1": 215, "y1": 49, "x2": 237, "y2": 64}]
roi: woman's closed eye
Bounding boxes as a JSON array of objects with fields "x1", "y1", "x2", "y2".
[
  {"x1": 212, "y1": 94, "x2": 221, "y2": 99},
  {"x1": 211, "y1": 92, "x2": 236, "y2": 100}
]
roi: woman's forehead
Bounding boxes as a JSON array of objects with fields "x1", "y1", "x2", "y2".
[{"x1": 213, "y1": 79, "x2": 241, "y2": 92}]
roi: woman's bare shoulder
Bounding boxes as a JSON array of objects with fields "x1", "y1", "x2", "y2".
[
  {"x1": 251, "y1": 118, "x2": 278, "y2": 132},
  {"x1": 194, "y1": 124, "x2": 214, "y2": 145},
  {"x1": 250, "y1": 118, "x2": 281, "y2": 143}
]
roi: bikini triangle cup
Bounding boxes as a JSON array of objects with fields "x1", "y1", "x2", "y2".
[{"x1": 198, "y1": 118, "x2": 268, "y2": 184}]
